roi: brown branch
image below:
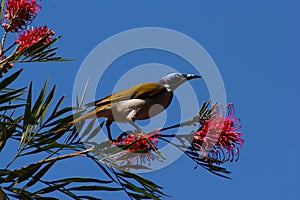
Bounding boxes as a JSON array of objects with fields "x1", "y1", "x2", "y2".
[
  {"x1": 35, "y1": 147, "x2": 94, "y2": 165},
  {"x1": 10, "y1": 147, "x2": 94, "y2": 174}
]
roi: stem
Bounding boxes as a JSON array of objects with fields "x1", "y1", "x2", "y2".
[
  {"x1": 159, "y1": 137, "x2": 202, "y2": 164},
  {"x1": 8, "y1": 147, "x2": 94, "y2": 177},
  {"x1": 5, "y1": 142, "x2": 92, "y2": 170},
  {"x1": 33, "y1": 147, "x2": 93, "y2": 165},
  {"x1": 6, "y1": 129, "x2": 41, "y2": 169},
  {"x1": 160, "y1": 118, "x2": 196, "y2": 132},
  {"x1": 5, "y1": 151, "x2": 20, "y2": 169},
  {"x1": 2, "y1": 42, "x2": 16, "y2": 55},
  {"x1": 0, "y1": 31, "x2": 8, "y2": 56}
]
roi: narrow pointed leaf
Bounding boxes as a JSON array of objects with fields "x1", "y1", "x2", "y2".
[
  {"x1": 68, "y1": 185, "x2": 122, "y2": 191},
  {"x1": 35, "y1": 182, "x2": 69, "y2": 194},
  {"x1": 0, "y1": 104, "x2": 26, "y2": 111},
  {"x1": 86, "y1": 120, "x2": 104, "y2": 142},
  {"x1": 21, "y1": 82, "x2": 33, "y2": 145},
  {"x1": 32, "y1": 79, "x2": 48, "y2": 120},
  {"x1": 0, "y1": 187, "x2": 7, "y2": 200},
  {"x1": 24, "y1": 161, "x2": 56, "y2": 188},
  {"x1": 0, "y1": 87, "x2": 26, "y2": 104},
  {"x1": 80, "y1": 118, "x2": 96, "y2": 139},
  {"x1": 0, "y1": 69, "x2": 23, "y2": 90},
  {"x1": 49, "y1": 177, "x2": 113, "y2": 184},
  {"x1": 40, "y1": 85, "x2": 56, "y2": 122},
  {"x1": 13, "y1": 163, "x2": 42, "y2": 184}
]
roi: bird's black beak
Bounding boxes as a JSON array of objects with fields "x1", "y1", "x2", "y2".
[{"x1": 183, "y1": 74, "x2": 202, "y2": 80}]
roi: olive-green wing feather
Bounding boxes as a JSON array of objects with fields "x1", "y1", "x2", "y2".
[
  {"x1": 130, "y1": 82, "x2": 167, "y2": 99},
  {"x1": 55, "y1": 82, "x2": 167, "y2": 134},
  {"x1": 86, "y1": 82, "x2": 167, "y2": 107}
]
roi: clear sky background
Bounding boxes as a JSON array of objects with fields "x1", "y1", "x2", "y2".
[{"x1": 4, "y1": 0, "x2": 300, "y2": 199}]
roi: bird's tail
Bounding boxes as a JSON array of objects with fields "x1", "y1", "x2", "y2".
[{"x1": 54, "y1": 106, "x2": 104, "y2": 134}]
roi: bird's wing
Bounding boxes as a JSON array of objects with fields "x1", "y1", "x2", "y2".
[
  {"x1": 85, "y1": 82, "x2": 167, "y2": 107},
  {"x1": 130, "y1": 82, "x2": 167, "y2": 99}
]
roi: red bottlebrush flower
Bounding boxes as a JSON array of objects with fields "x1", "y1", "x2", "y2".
[
  {"x1": 16, "y1": 26, "x2": 55, "y2": 53},
  {"x1": 192, "y1": 103, "x2": 244, "y2": 162},
  {"x1": 2, "y1": 0, "x2": 41, "y2": 32},
  {"x1": 112, "y1": 130, "x2": 162, "y2": 165}
]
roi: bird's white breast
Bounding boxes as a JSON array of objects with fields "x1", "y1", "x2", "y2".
[
  {"x1": 99, "y1": 91, "x2": 172, "y2": 122},
  {"x1": 110, "y1": 99, "x2": 146, "y2": 122}
]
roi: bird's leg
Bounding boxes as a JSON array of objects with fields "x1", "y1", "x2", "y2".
[
  {"x1": 105, "y1": 119, "x2": 115, "y2": 142},
  {"x1": 127, "y1": 110, "x2": 144, "y2": 134},
  {"x1": 128, "y1": 120, "x2": 144, "y2": 133}
]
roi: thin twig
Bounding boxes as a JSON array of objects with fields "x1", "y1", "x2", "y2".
[
  {"x1": 160, "y1": 118, "x2": 196, "y2": 132},
  {"x1": 32, "y1": 147, "x2": 94, "y2": 165},
  {"x1": 5, "y1": 151, "x2": 19, "y2": 169},
  {"x1": 0, "y1": 31, "x2": 8, "y2": 56},
  {"x1": 2, "y1": 42, "x2": 17, "y2": 55},
  {"x1": 7, "y1": 147, "x2": 93, "y2": 171},
  {"x1": 110, "y1": 167, "x2": 134, "y2": 200}
]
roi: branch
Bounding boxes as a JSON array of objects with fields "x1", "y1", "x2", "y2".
[{"x1": 34, "y1": 147, "x2": 93, "y2": 165}]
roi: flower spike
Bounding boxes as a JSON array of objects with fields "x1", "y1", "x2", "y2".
[{"x1": 2, "y1": 0, "x2": 41, "y2": 32}]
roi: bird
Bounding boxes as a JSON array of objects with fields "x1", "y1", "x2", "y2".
[{"x1": 59, "y1": 73, "x2": 201, "y2": 141}]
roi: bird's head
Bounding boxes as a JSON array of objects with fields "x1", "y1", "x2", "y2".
[{"x1": 159, "y1": 73, "x2": 201, "y2": 91}]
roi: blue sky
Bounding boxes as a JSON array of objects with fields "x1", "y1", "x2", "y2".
[{"x1": 4, "y1": 0, "x2": 300, "y2": 199}]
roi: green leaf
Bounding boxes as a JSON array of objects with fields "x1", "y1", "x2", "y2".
[
  {"x1": 46, "y1": 114, "x2": 75, "y2": 132},
  {"x1": 44, "y1": 108, "x2": 77, "y2": 128},
  {"x1": 207, "y1": 168, "x2": 231, "y2": 179},
  {"x1": 6, "y1": 187, "x2": 35, "y2": 199},
  {"x1": 17, "y1": 163, "x2": 42, "y2": 183},
  {"x1": 76, "y1": 196, "x2": 102, "y2": 200},
  {"x1": 50, "y1": 177, "x2": 113, "y2": 185},
  {"x1": 34, "y1": 197, "x2": 59, "y2": 200},
  {"x1": 45, "y1": 106, "x2": 74, "y2": 126},
  {"x1": 21, "y1": 82, "x2": 33, "y2": 146},
  {"x1": 85, "y1": 120, "x2": 104, "y2": 142},
  {"x1": 24, "y1": 82, "x2": 33, "y2": 123},
  {"x1": 34, "y1": 182, "x2": 69, "y2": 194},
  {"x1": 79, "y1": 78, "x2": 90, "y2": 108},
  {"x1": 19, "y1": 36, "x2": 60, "y2": 59},
  {"x1": 0, "y1": 69, "x2": 23, "y2": 90},
  {"x1": 40, "y1": 85, "x2": 56, "y2": 122},
  {"x1": 17, "y1": 35, "x2": 72, "y2": 63},
  {"x1": 0, "y1": 122, "x2": 14, "y2": 152},
  {"x1": 0, "y1": 87, "x2": 26, "y2": 104},
  {"x1": 31, "y1": 79, "x2": 48, "y2": 121},
  {"x1": 48, "y1": 95, "x2": 65, "y2": 119},
  {"x1": 117, "y1": 172, "x2": 163, "y2": 191},
  {"x1": 0, "y1": 187, "x2": 7, "y2": 200},
  {"x1": 6, "y1": 163, "x2": 43, "y2": 185},
  {"x1": 122, "y1": 180, "x2": 159, "y2": 200},
  {"x1": 68, "y1": 185, "x2": 122, "y2": 191},
  {"x1": 68, "y1": 118, "x2": 94, "y2": 142},
  {"x1": 37, "y1": 57, "x2": 72, "y2": 62},
  {"x1": 119, "y1": 164, "x2": 154, "y2": 171},
  {"x1": 0, "y1": 169, "x2": 11, "y2": 176},
  {"x1": 24, "y1": 161, "x2": 56, "y2": 188},
  {"x1": 21, "y1": 142, "x2": 76, "y2": 156},
  {"x1": 0, "y1": 104, "x2": 26, "y2": 112},
  {"x1": 127, "y1": 192, "x2": 154, "y2": 200},
  {"x1": 115, "y1": 171, "x2": 168, "y2": 199},
  {"x1": 30, "y1": 47, "x2": 58, "y2": 61},
  {"x1": 89, "y1": 159, "x2": 116, "y2": 182}
]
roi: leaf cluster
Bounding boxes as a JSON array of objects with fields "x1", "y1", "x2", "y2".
[{"x1": 0, "y1": 70, "x2": 167, "y2": 199}]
